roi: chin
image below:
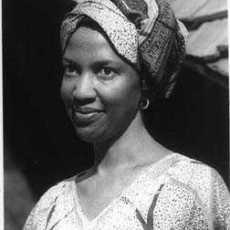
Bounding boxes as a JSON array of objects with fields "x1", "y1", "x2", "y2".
[{"x1": 74, "y1": 126, "x2": 105, "y2": 143}]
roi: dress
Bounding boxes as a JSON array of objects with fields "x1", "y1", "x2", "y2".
[{"x1": 23, "y1": 153, "x2": 230, "y2": 230}]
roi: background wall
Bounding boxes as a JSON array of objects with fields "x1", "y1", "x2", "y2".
[{"x1": 3, "y1": 0, "x2": 229, "y2": 228}]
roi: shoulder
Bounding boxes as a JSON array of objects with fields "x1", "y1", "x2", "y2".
[
  {"x1": 23, "y1": 178, "x2": 75, "y2": 230},
  {"x1": 142, "y1": 153, "x2": 230, "y2": 228},
  {"x1": 167, "y1": 155, "x2": 228, "y2": 191},
  {"x1": 164, "y1": 154, "x2": 230, "y2": 227},
  {"x1": 32, "y1": 179, "x2": 74, "y2": 212}
]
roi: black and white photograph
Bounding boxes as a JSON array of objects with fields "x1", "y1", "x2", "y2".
[{"x1": 4, "y1": 0, "x2": 230, "y2": 229}]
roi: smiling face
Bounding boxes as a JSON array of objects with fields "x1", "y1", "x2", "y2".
[{"x1": 61, "y1": 26, "x2": 141, "y2": 143}]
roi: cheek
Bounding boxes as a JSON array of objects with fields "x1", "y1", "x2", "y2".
[
  {"x1": 98, "y1": 78, "x2": 141, "y2": 111},
  {"x1": 60, "y1": 79, "x2": 73, "y2": 105}
]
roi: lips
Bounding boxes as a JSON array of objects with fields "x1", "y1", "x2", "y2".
[{"x1": 71, "y1": 105, "x2": 104, "y2": 126}]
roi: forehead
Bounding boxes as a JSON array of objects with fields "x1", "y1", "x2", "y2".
[
  {"x1": 67, "y1": 26, "x2": 106, "y2": 50},
  {"x1": 64, "y1": 26, "x2": 121, "y2": 64}
]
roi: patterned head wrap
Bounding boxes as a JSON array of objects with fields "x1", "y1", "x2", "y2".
[{"x1": 60, "y1": 0, "x2": 188, "y2": 100}]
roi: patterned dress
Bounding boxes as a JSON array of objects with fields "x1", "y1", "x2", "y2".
[{"x1": 23, "y1": 153, "x2": 230, "y2": 230}]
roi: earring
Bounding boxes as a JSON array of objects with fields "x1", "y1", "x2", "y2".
[{"x1": 140, "y1": 98, "x2": 150, "y2": 110}]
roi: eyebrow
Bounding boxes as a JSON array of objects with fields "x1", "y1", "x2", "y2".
[
  {"x1": 63, "y1": 58, "x2": 120, "y2": 67},
  {"x1": 62, "y1": 58, "x2": 81, "y2": 70},
  {"x1": 62, "y1": 58, "x2": 76, "y2": 64},
  {"x1": 93, "y1": 60, "x2": 118, "y2": 66}
]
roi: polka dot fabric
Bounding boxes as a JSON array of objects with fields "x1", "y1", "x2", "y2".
[
  {"x1": 61, "y1": 0, "x2": 139, "y2": 64},
  {"x1": 23, "y1": 153, "x2": 230, "y2": 230}
]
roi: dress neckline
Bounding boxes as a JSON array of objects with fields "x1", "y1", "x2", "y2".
[{"x1": 71, "y1": 152, "x2": 182, "y2": 228}]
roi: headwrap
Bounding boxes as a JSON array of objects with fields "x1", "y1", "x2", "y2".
[{"x1": 60, "y1": 0, "x2": 188, "y2": 99}]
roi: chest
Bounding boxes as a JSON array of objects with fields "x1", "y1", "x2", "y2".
[{"x1": 76, "y1": 172, "x2": 139, "y2": 221}]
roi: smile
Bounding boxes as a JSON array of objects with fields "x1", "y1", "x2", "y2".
[{"x1": 71, "y1": 106, "x2": 104, "y2": 125}]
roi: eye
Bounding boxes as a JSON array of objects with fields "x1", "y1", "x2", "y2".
[
  {"x1": 97, "y1": 67, "x2": 116, "y2": 80},
  {"x1": 63, "y1": 63, "x2": 79, "y2": 78},
  {"x1": 64, "y1": 64, "x2": 76, "y2": 74}
]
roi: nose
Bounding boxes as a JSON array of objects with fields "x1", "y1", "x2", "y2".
[{"x1": 72, "y1": 72, "x2": 96, "y2": 104}]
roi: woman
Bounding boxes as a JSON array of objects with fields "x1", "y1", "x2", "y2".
[{"x1": 24, "y1": 0, "x2": 230, "y2": 229}]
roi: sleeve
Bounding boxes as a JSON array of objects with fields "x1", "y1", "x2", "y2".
[
  {"x1": 210, "y1": 169, "x2": 230, "y2": 229},
  {"x1": 23, "y1": 182, "x2": 65, "y2": 230},
  {"x1": 185, "y1": 198, "x2": 209, "y2": 230},
  {"x1": 167, "y1": 159, "x2": 230, "y2": 229},
  {"x1": 185, "y1": 163, "x2": 230, "y2": 229},
  {"x1": 147, "y1": 182, "x2": 210, "y2": 229}
]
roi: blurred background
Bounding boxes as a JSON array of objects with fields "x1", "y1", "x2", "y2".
[{"x1": 3, "y1": 0, "x2": 229, "y2": 229}]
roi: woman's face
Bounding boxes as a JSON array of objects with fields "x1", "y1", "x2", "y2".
[{"x1": 61, "y1": 26, "x2": 141, "y2": 143}]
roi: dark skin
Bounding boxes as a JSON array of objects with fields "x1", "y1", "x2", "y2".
[{"x1": 61, "y1": 26, "x2": 171, "y2": 221}]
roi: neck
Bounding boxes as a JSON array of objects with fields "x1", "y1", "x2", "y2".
[{"x1": 93, "y1": 112, "x2": 169, "y2": 173}]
